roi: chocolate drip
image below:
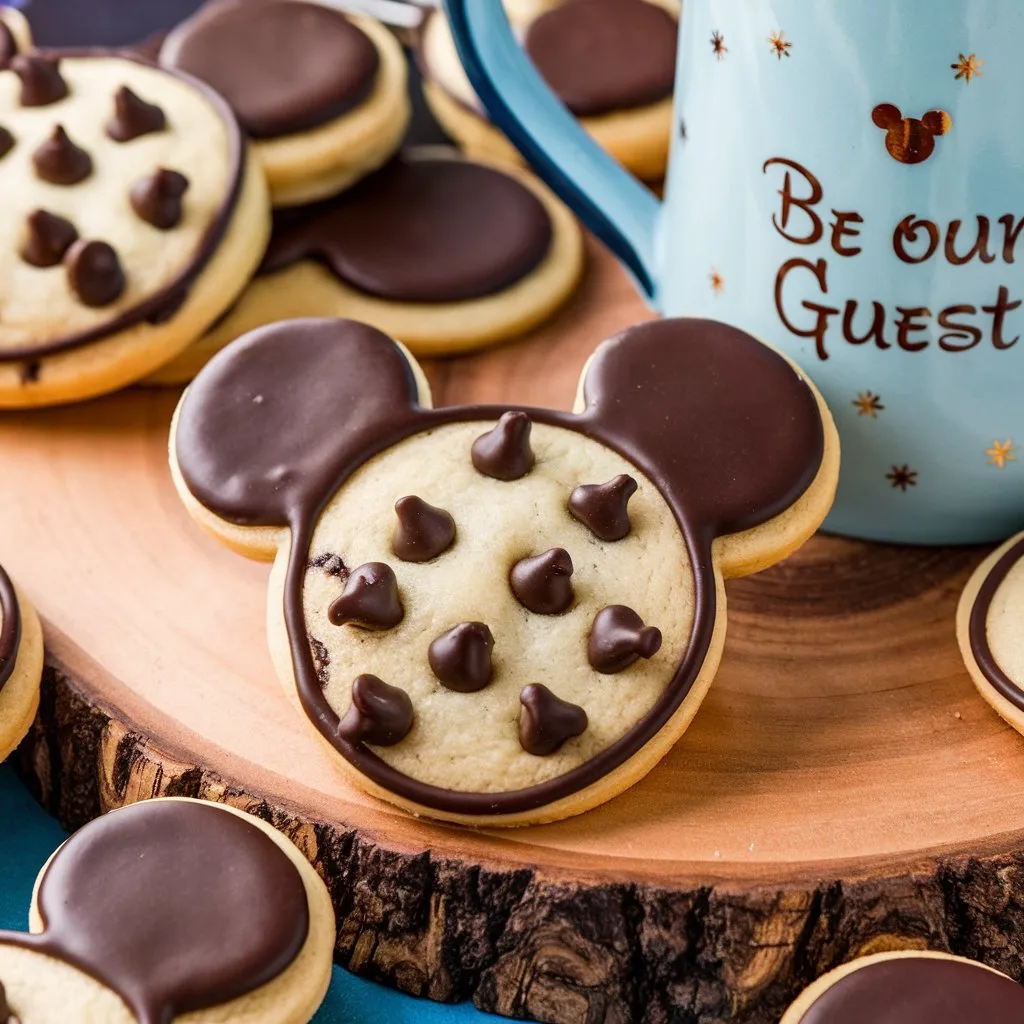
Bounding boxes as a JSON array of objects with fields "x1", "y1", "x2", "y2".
[
  {"x1": 328, "y1": 562, "x2": 403, "y2": 630},
  {"x1": 0, "y1": 566, "x2": 20, "y2": 693},
  {"x1": 11, "y1": 55, "x2": 68, "y2": 107},
  {"x1": 337, "y1": 674, "x2": 414, "y2": 746},
  {"x1": 392, "y1": 495, "x2": 456, "y2": 562},
  {"x1": 428, "y1": 622, "x2": 494, "y2": 692},
  {"x1": 32, "y1": 125, "x2": 92, "y2": 185},
  {"x1": 471, "y1": 412, "x2": 535, "y2": 481},
  {"x1": 0, "y1": 126, "x2": 13, "y2": 159},
  {"x1": 799, "y1": 955, "x2": 1024, "y2": 1023},
  {"x1": 106, "y1": 85, "x2": 166, "y2": 142},
  {"x1": 131, "y1": 168, "x2": 189, "y2": 229},
  {"x1": 20, "y1": 210, "x2": 78, "y2": 268},
  {"x1": 569, "y1": 474, "x2": 637, "y2": 541},
  {"x1": 65, "y1": 240, "x2": 125, "y2": 308},
  {"x1": 519, "y1": 684, "x2": 588, "y2": 756},
  {"x1": 0, "y1": 981, "x2": 18, "y2": 1024},
  {"x1": 0, "y1": 800, "x2": 310, "y2": 1024},
  {"x1": 588, "y1": 605, "x2": 662, "y2": 674},
  {"x1": 510, "y1": 548, "x2": 574, "y2": 615}
]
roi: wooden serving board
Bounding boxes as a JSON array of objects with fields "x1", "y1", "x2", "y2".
[{"x1": 4, "y1": 239, "x2": 1023, "y2": 1024}]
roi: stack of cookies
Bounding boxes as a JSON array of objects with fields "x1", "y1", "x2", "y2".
[{"x1": 0, "y1": 0, "x2": 602, "y2": 406}]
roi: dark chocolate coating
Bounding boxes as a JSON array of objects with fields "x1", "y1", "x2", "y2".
[
  {"x1": 32, "y1": 125, "x2": 92, "y2": 185},
  {"x1": 569, "y1": 474, "x2": 637, "y2": 541},
  {"x1": 261, "y1": 156, "x2": 553, "y2": 303},
  {"x1": 471, "y1": 412, "x2": 536, "y2": 481},
  {"x1": 21, "y1": 210, "x2": 78, "y2": 268},
  {"x1": 0, "y1": 126, "x2": 12, "y2": 159},
  {"x1": 429, "y1": 622, "x2": 494, "y2": 692},
  {"x1": 0, "y1": 564, "x2": 21, "y2": 692},
  {"x1": 162, "y1": 0, "x2": 379, "y2": 139},
  {"x1": 0, "y1": 800, "x2": 310, "y2": 1024},
  {"x1": 588, "y1": 605, "x2": 662, "y2": 673},
  {"x1": 392, "y1": 495, "x2": 456, "y2": 562},
  {"x1": 106, "y1": 85, "x2": 167, "y2": 142},
  {"x1": 10, "y1": 55, "x2": 67, "y2": 107},
  {"x1": 64, "y1": 240, "x2": 125, "y2": 308},
  {"x1": 338, "y1": 674, "x2": 414, "y2": 746},
  {"x1": 329, "y1": 562, "x2": 404, "y2": 630},
  {"x1": 0, "y1": 51, "x2": 244, "y2": 363},
  {"x1": 175, "y1": 317, "x2": 825, "y2": 815},
  {"x1": 969, "y1": 535, "x2": 1024, "y2": 711},
  {"x1": 524, "y1": 0, "x2": 678, "y2": 118},
  {"x1": 510, "y1": 548, "x2": 575, "y2": 615},
  {"x1": 130, "y1": 168, "x2": 189, "y2": 229},
  {"x1": 519, "y1": 684, "x2": 588, "y2": 755},
  {"x1": 799, "y1": 956, "x2": 1024, "y2": 1023}
]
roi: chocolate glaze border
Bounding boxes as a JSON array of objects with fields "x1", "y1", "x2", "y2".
[
  {"x1": 181, "y1": 322, "x2": 823, "y2": 816},
  {"x1": 0, "y1": 563, "x2": 21, "y2": 692},
  {"x1": 0, "y1": 49, "x2": 245, "y2": 363},
  {"x1": 968, "y1": 535, "x2": 1024, "y2": 711}
]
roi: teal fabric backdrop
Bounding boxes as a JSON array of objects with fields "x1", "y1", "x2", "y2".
[{"x1": 0, "y1": 766, "x2": 502, "y2": 1023}]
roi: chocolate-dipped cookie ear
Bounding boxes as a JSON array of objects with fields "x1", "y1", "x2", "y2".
[
  {"x1": 575, "y1": 318, "x2": 826, "y2": 541},
  {"x1": 174, "y1": 318, "x2": 430, "y2": 528}
]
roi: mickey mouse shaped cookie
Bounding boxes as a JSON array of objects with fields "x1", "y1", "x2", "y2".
[
  {"x1": 781, "y1": 951, "x2": 1024, "y2": 1024},
  {"x1": 0, "y1": 797, "x2": 335, "y2": 1023},
  {"x1": 957, "y1": 531, "x2": 1024, "y2": 735},
  {"x1": 0, "y1": 48, "x2": 269, "y2": 406},
  {"x1": 161, "y1": 0, "x2": 409, "y2": 207},
  {"x1": 0, "y1": 562, "x2": 44, "y2": 763},
  {"x1": 170, "y1": 317, "x2": 838, "y2": 826}
]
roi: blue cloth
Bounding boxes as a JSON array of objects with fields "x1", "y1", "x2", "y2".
[{"x1": 0, "y1": 766, "x2": 498, "y2": 1023}]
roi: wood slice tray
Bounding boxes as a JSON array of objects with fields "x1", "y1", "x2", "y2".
[{"x1": 4, "y1": 240, "x2": 1023, "y2": 1024}]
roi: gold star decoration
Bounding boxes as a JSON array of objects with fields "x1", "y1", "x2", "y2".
[
  {"x1": 768, "y1": 31, "x2": 792, "y2": 60},
  {"x1": 711, "y1": 31, "x2": 728, "y2": 60},
  {"x1": 951, "y1": 52, "x2": 984, "y2": 83},
  {"x1": 852, "y1": 391, "x2": 884, "y2": 419},
  {"x1": 709, "y1": 268, "x2": 724, "y2": 294},
  {"x1": 986, "y1": 438, "x2": 1017, "y2": 469},
  {"x1": 887, "y1": 465, "x2": 918, "y2": 491}
]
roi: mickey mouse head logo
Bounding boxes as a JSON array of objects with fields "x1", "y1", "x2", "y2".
[
  {"x1": 170, "y1": 317, "x2": 838, "y2": 827},
  {"x1": 872, "y1": 103, "x2": 952, "y2": 165}
]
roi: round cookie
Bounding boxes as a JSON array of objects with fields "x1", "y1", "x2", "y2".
[
  {"x1": 161, "y1": 0, "x2": 410, "y2": 207},
  {"x1": 419, "y1": 0, "x2": 678, "y2": 182},
  {"x1": 957, "y1": 529, "x2": 1024, "y2": 734},
  {"x1": 0, "y1": 563, "x2": 44, "y2": 763},
  {"x1": 0, "y1": 797, "x2": 335, "y2": 1024},
  {"x1": 0, "y1": 50, "x2": 269, "y2": 407},
  {"x1": 147, "y1": 148, "x2": 583, "y2": 382},
  {"x1": 169, "y1": 317, "x2": 839, "y2": 826},
  {"x1": 781, "y1": 951, "x2": 1024, "y2": 1023},
  {"x1": 0, "y1": 7, "x2": 32, "y2": 67}
]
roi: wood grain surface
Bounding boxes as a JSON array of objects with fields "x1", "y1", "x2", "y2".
[{"x1": 4, "y1": 240, "x2": 1024, "y2": 1024}]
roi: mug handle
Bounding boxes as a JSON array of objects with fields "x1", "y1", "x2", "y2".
[{"x1": 441, "y1": 0, "x2": 662, "y2": 306}]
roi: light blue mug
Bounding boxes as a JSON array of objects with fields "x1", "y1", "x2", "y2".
[{"x1": 442, "y1": 0, "x2": 1024, "y2": 544}]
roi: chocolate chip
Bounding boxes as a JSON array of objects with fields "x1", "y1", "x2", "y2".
[
  {"x1": 32, "y1": 125, "x2": 92, "y2": 185},
  {"x1": 588, "y1": 605, "x2": 662, "y2": 674},
  {"x1": 519, "y1": 684, "x2": 588, "y2": 756},
  {"x1": 0, "y1": 126, "x2": 13, "y2": 159},
  {"x1": 310, "y1": 552, "x2": 347, "y2": 578},
  {"x1": 328, "y1": 562, "x2": 403, "y2": 630},
  {"x1": 20, "y1": 209, "x2": 78, "y2": 267},
  {"x1": 130, "y1": 168, "x2": 189, "y2": 229},
  {"x1": 106, "y1": 85, "x2": 166, "y2": 142},
  {"x1": 510, "y1": 548, "x2": 574, "y2": 615},
  {"x1": 11, "y1": 55, "x2": 68, "y2": 107},
  {"x1": 308, "y1": 634, "x2": 330, "y2": 688},
  {"x1": 392, "y1": 495, "x2": 456, "y2": 563},
  {"x1": 471, "y1": 411, "x2": 535, "y2": 480},
  {"x1": 429, "y1": 622, "x2": 494, "y2": 692},
  {"x1": 64, "y1": 239, "x2": 125, "y2": 307},
  {"x1": 19, "y1": 360, "x2": 41, "y2": 385},
  {"x1": 569, "y1": 474, "x2": 638, "y2": 542},
  {"x1": 337, "y1": 674, "x2": 414, "y2": 747}
]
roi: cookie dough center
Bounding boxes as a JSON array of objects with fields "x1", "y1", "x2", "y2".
[{"x1": 303, "y1": 422, "x2": 694, "y2": 794}]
